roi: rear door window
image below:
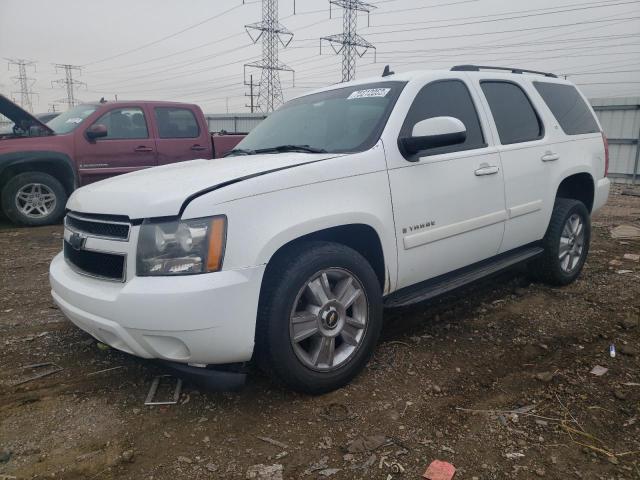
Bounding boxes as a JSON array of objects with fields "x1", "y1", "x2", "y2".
[
  {"x1": 400, "y1": 79, "x2": 486, "y2": 156},
  {"x1": 155, "y1": 107, "x2": 200, "y2": 139},
  {"x1": 481, "y1": 81, "x2": 543, "y2": 145},
  {"x1": 533, "y1": 82, "x2": 599, "y2": 135}
]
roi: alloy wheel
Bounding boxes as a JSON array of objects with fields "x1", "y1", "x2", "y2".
[
  {"x1": 559, "y1": 213, "x2": 585, "y2": 273},
  {"x1": 15, "y1": 183, "x2": 57, "y2": 219},
  {"x1": 289, "y1": 268, "x2": 369, "y2": 372}
]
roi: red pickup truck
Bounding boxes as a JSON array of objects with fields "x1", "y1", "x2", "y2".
[{"x1": 0, "y1": 95, "x2": 244, "y2": 226}]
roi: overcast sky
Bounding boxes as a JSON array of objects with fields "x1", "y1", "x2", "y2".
[{"x1": 1, "y1": 0, "x2": 638, "y2": 114}]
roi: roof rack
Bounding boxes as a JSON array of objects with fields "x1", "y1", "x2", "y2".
[{"x1": 451, "y1": 65, "x2": 557, "y2": 78}]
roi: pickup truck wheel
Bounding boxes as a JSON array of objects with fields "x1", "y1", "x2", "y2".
[
  {"x1": 530, "y1": 198, "x2": 590, "y2": 286},
  {"x1": 1, "y1": 172, "x2": 67, "y2": 226},
  {"x1": 257, "y1": 241, "x2": 383, "y2": 394}
]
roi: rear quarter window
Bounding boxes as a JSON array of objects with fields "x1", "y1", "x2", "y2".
[{"x1": 533, "y1": 82, "x2": 600, "y2": 135}]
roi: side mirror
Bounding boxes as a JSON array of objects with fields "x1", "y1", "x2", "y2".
[
  {"x1": 86, "y1": 124, "x2": 108, "y2": 140},
  {"x1": 399, "y1": 116, "x2": 467, "y2": 158}
]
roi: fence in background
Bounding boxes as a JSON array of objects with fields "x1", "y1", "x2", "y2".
[
  {"x1": 206, "y1": 113, "x2": 267, "y2": 134},
  {"x1": 591, "y1": 97, "x2": 640, "y2": 184}
]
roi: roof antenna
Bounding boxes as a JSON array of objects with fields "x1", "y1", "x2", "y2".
[{"x1": 382, "y1": 65, "x2": 394, "y2": 77}]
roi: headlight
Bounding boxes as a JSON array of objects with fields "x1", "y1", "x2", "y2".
[{"x1": 137, "y1": 216, "x2": 227, "y2": 276}]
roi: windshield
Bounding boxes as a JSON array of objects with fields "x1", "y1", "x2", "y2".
[
  {"x1": 233, "y1": 81, "x2": 406, "y2": 155},
  {"x1": 47, "y1": 105, "x2": 99, "y2": 134}
]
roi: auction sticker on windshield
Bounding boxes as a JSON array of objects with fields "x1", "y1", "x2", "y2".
[{"x1": 347, "y1": 88, "x2": 391, "y2": 100}]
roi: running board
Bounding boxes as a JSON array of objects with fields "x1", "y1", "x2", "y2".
[{"x1": 384, "y1": 246, "x2": 544, "y2": 308}]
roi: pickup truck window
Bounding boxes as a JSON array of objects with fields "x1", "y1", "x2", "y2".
[
  {"x1": 47, "y1": 105, "x2": 98, "y2": 134},
  {"x1": 234, "y1": 81, "x2": 406, "y2": 155},
  {"x1": 533, "y1": 82, "x2": 600, "y2": 136},
  {"x1": 400, "y1": 79, "x2": 485, "y2": 156},
  {"x1": 155, "y1": 107, "x2": 200, "y2": 139},
  {"x1": 92, "y1": 107, "x2": 149, "y2": 140},
  {"x1": 481, "y1": 81, "x2": 543, "y2": 145}
]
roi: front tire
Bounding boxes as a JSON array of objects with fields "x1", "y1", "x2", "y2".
[
  {"x1": 1, "y1": 172, "x2": 67, "y2": 226},
  {"x1": 256, "y1": 241, "x2": 383, "y2": 394},
  {"x1": 530, "y1": 198, "x2": 591, "y2": 286}
]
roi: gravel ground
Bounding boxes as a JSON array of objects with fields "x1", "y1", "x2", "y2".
[{"x1": 1, "y1": 186, "x2": 639, "y2": 480}]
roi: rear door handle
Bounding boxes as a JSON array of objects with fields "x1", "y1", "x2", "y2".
[
  {"x1": 541, "y1": 152, "x2": 560, "y2": 162},
  {"x1": 134, "y1": 146, "x2": 153, "y2": 152},
  {"x1": 191, "y1": 144, "x2": 207, "y2": 151},
  {"x1": 474, "y1": 164, "x2": 499, "y2": 176}
]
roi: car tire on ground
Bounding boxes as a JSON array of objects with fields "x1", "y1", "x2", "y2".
[
  {"x1": 256, "y1": 241, "x2": 383, "y2": 394},
  {"x1": 1, "y1": 172, "x2": 67, "y2": 226},
  {"x1": 530, "y1": 198, "x2": 591, "y2": 286}
]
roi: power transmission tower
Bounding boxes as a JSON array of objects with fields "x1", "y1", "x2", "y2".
[
  {"x1": 245, "y1": 74, "x2": 260, "y2": 113},
  {"x1": 52, "y1": 64, "x2": 86, "y2": 108},
  {"x1": 7, "y1": 59, "x2": 37, "y2": 112},
  {"x1": 321, "y1": 0, "x2": 376, "y2": 83},
  {"x1": 244, "y1": 0, "x2": 294, "y2": 113}
]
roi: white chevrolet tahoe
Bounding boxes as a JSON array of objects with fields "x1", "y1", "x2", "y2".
[{"x1": 50, "y1": 65, "x2": 610, "y2": 394}]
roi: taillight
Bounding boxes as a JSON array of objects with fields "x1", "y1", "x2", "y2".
[{"x1": 602, "y1": 131, "x2": 609, "y2": 177}]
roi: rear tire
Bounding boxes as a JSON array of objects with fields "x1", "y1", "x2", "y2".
[
  {"x1": 256, "y1": 241, "x2": 383, "y2": 394},
  {"x1": 530, "y1": 198, "x2": 590, "y2": 286},
  {"x1": 1, "y1": 172, "x2": 67, "y2": 226}
]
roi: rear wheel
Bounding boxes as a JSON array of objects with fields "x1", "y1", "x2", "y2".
[
  {"x1": 530, "y1": 198, "x2": 590, "y2": 285},
  {"x1": 256, "y1": 241, "x2": 383, "y2": 394},
  {"x1": 1, "y1": 172, "x2": 67, "y2": 226}
]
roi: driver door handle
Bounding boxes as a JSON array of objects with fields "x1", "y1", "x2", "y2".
[
  {"x1": 541, "y1": 151, "x2": 560, "y2": 162},
  {"x1": 191, "y1": 144, "x2": 207, "y2": 151},
  {"x1": 474, "y1": 163, "x2": 499, "y2": 176}
]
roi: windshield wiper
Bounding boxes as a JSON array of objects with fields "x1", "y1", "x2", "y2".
[
  {"x1": 255, "y1": 144, "x2": 328, "y2": 154},
  {"x1": 224, "y1": 148, "x2": 256, "y2": 157}
]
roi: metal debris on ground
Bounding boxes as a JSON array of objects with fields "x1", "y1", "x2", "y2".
[
  {"x1": 611, "y1": 225, "x2": 640, "y2": 239},
  {"x1": 144, "y1": 375, "x2": 182, "y2": 406},
  {"x1": 13, "y1": 362, "x2": 63, "y2": 386},
  {"x1": 256, "y1": 435, "x2": 289, "y2": 449},
  {"x1": 86, "y1": 366, "x2": 124, "y2": 377},
  {"x1": 423, "y1": 460, "x2": 456, "y2": 480},
  {"x1": 590, "y1": 365, "x2": 609, "y2": 376}
]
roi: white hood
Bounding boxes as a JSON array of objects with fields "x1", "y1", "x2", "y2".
[{"x1": 67, "y1": 153, "x2": 341, "y2": 219}]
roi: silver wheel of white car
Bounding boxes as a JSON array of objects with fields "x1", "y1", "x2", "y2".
[
  {"x1": 289, "y1": 268, "x2": 369, "y2": 372},
  {"x1": 530, "y1": 197, "x2": 590, "y2": 286},
  {"x1": 559, "y1": 213, "x2": 585, "y2": 273},
  {"x1": 257, "y1": 241, "x2": 383, "y2": 394}
]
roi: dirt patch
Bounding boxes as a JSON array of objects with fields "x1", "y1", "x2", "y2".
[{"x1": 1, "y1": 187, "x2": 639, "y2": 479}]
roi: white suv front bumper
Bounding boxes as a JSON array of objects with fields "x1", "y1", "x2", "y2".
[{"x1": 50, "y1": 252, "x2": 264, "y2": 365}]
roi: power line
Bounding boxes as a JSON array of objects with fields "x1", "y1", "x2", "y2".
[
  {"x1": 51, "y1": 64, "x2": 86, "y2": 108},
  {"x1": 321, "y1": 0, "x2": 376, "y2": 82},
  {"x1": 7, "y1": 58, "x2": 37, "y2": 112},
  {"x1": 244, "y1": 0, "x2": 295, "y2": 112},
  {"x1": 84, "y1": 3, "x2": 247, "y2": 66},
  {"x1": 362, "y1": 0, "x2": 640, "y2": 32}
]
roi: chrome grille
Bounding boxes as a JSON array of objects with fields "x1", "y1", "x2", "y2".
[{"x1": 65, "y1": 212, "x2": 130, "y2": 241}]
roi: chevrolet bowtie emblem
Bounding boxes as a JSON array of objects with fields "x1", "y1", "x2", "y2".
[{"x1": 69, "y1": 232, "x2": 87, "y2": 251}]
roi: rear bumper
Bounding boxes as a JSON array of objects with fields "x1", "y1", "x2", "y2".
[
  {"x1": 593, "y1": 177, "x2": 611, "y2": 213},
  {"x1": 50, "y1": 252, "x2": 265, "y2": 365}
]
